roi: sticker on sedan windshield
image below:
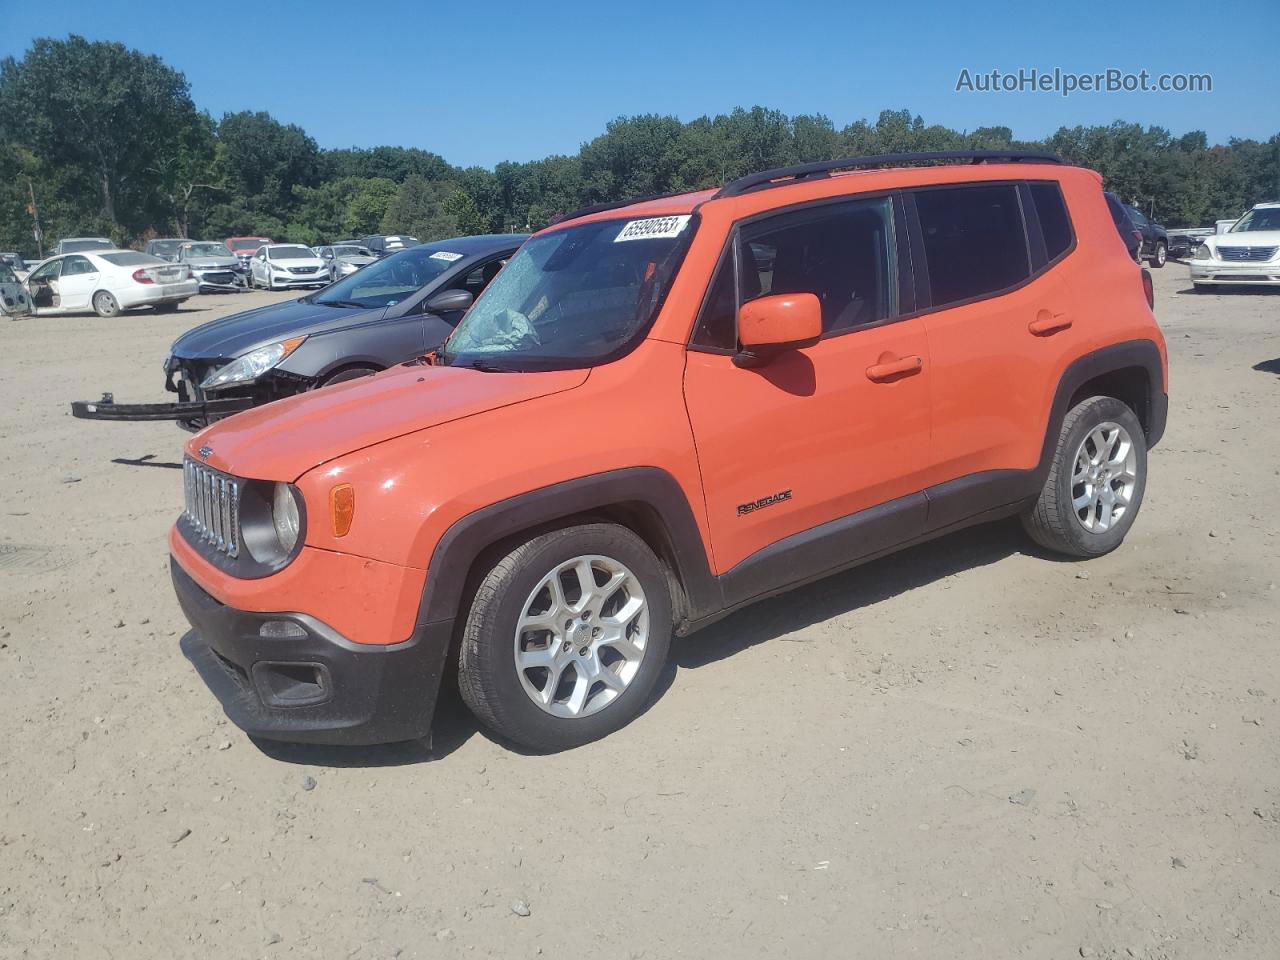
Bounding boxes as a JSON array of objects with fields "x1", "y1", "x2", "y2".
[
  {"x1": 429, "y1": 251, "x2": 464, "y2": 262},
  {"x1": 614, "y1": 215, "x2": 691, "y2": 242}
]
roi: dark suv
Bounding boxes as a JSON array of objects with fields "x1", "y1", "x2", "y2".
[{"x1": 1123, "y1": 204, "x2": 1169, "y2": 268}]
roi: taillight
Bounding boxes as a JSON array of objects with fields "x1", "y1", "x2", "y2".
[
  {"x1": 132, "y1": 269, "x2": 155, "y2": 285},
  {"x1": 1140, "y1": 268, "x2": 1154, "y2": 310}
]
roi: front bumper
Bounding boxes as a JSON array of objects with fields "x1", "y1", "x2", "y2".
[
  {"x1": 271, "y1": 274, "x2": 326, "y2": 288},
  {"x1": 172, "y1": 559, "x2": 451, "y2": 745},
  {"x1": 1189, "y1": 259, "x2": 1280, "y2": 285},
  {"x1": 193, "y1": 270, "x2": 247, "y2": 293}
]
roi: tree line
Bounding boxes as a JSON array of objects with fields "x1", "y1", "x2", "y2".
[{"x1": 1, "y1": 35, "x2": 1277, "y2": 257}]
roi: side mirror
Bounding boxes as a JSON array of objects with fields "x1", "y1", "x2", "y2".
[
  {"x1": 734, "y1": 293, "x2": 822, "y2": 368},
  {"x1": 425, "y1": 289, "x2": 473, "y2": 314}
]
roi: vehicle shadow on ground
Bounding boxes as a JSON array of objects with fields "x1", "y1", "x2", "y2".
[
  {"x1": 253, "y1": 518, "x2": 1038, "y2": 768},
  {"x1": 1175, "y1": 286, "x2": 1280, "y2": 296},
  {"x1": 1253, "y1": 358, "x2": 1280, "y2": 376},
  {"x1": 112, "y1": 454, "x2": 183, "y2": 469}
]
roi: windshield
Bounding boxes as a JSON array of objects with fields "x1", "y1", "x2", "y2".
[
  {"x1": 314, "y1": 245, "x2": 458, "y2": 309},
  {"x1": 229, "y1": 238, "x2": 268, "y2": 252},
  {"x1": 0, "y1": 254, "x2": 22, "y2": 269},
  {"x1": 150, "y1": 240, "x2": 184, "y2": 254},
  {"x1": 442, "y1": 215, "x2": 695, "y2": 370},
  {"x1": 1230, "y1": 209, "x2": 1280, "y2": 233},
  {"x1": 61, "y1": 239, "x2": 114, "y2": 253},
  {"x1": 0, "y1": 264, "x2": 15, "y2": 283},
  {"x1": 184, "y1": 242, "x2": 233, "y2": 258},
  {"x1": 269, "y1": 246, "x2": 313, "y2": 260},
  {"x1": 101, "y1": 252, "x2": 164, "y2": 267}
]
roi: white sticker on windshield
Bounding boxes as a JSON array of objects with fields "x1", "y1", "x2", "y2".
[
  {"x1": 430, "y1": 251, "x2": 464, "y2": 261},
  {"x1": 614, "y1": 215, "x2": 691, "y2": 242}
]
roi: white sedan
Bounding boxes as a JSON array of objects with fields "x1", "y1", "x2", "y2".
[
  {"x1": 1189, "y1": 202, "x2": 1280, "y2": 290},
  {"x1": 21, "y1": 250, "x2": 198, "y2": 317},
  {"x1": 247, "y1": 244, "x2": 330, "y2": 291}
]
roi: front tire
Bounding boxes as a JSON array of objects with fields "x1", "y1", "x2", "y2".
[
  {"x1": 1021, "y1": 396, "x2": 1147, "y2": 558},
  {"x1": 92, "y1": 291, "x2": 121, "y2": 318},
  {"x1": 1148, "y1": 240, "x2": 1167, "y2": 268},
  {"x1": 458, "y1": 523, "x2": 673, "y2": 752}
]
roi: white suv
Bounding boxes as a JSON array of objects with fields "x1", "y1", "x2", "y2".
[{"x1": 1189, "y1": 202, "x2": 1280, "y2": 290}]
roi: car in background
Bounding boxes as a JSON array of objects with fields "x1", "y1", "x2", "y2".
[
  {"x1": 52, "y1": 237, "x2": 116, "y2": 256},
  {"x1": 145, "y1": 238, "x2": 187, "y2": 262},
  {"x1": 1103, "y1": 193, "x2": 1142, "y2": 262},
  {"x1": 315, "y1": 243, "x2": 376, "y2": 281},
  {"x1": 175, "y1": 241, "x2": 247, "y2": 293},
  {"x1": 247, "y1": 244, "x2": 329, "y2": 291},
  {"x1": 0, "y1": 259, "x2": 32, "y2": 316},
  {"x1": 22, "y1": 250, "x2": 197, "y2": 317},
  {"x1": 0, "y1": 252, "x2": 29, "y2": 281},
  {"x1": 362, "y1": 234, "x2": 420, "y2": 257},
  {"x1": 1123, "y1": 205, "x2": 1169, "y2": 268},
  {"x1": 1165, "y1": 226, "x2": 1214, "y2": 260},
  {"x1": 71, "y1": 233, "x2": 527, "y2": 429},
  {"x1": 225, "y1": 236, "x2": 273, "y2": 269},
  {"x1": 1189, "y1": 202, "x2": 1280, "y2": 291}
]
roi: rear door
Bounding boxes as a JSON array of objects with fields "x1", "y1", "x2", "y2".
[
  {"x1": 683, "y1": 195, "x2": 932, "y2": 577},
  {"x1": 907, "y1": 180, "x2": 1077, "y2": 517}
]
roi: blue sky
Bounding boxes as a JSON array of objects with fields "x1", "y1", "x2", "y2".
[{"x1": 2, "y1": 0, "x2": 1274, "y2": 168}]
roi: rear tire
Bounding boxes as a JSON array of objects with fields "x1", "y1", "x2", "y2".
[
  {"x1": 1021, "y1": 396, "x2": 1147, "y2": 558},
  {"x1": 1148, "y1": 240, "x2": 1167, "y2": 268},
  {"x1": 458, "y1": 523, "x2": 673, "y2": 752},
  {"x1": 92, "y1": 291, "x2": 121, "y2": 318}
]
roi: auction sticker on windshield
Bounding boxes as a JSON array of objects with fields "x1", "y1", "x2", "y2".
[
  {"x1": 430, "y1": 251, "x2": 464, "y2": 261},
  {"x1": 614, "y1": 215, "x2": 691, "y2": 242}
]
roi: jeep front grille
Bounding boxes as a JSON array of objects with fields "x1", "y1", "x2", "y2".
[
  {"x1": 1217, "y1": 245, "x2": 1277, "y2": 262},
  {"x1": 183, "y1": 459, "x2": 241, "y2": 557}
]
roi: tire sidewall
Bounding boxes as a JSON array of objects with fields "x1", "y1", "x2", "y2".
[
  {"x1": 466, "y1": 525, "x2": 673, "y2": 750},
  {"x1": 94, "y1": 292, "x2": 119, "y2": 317},
  {"x1": 1051, "y1": 398, "x2": 1148, "y2": 556}
]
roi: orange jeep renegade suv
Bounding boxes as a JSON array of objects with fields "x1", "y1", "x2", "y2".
[{"x1": 171, "y1": 151, "x2": 1167, "y2": 752}]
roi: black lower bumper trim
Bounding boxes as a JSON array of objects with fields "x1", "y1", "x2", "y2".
[
  {"x1": 172, "y1": 559, "x2": 452, "y2": 745},
  {"x1": 71, "y1": 396, "x2": 255, "y2": 421}
]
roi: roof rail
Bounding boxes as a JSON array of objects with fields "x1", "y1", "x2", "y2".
[
  {"x1": 713, "y1": 150, "x2": 1063, "y2": 199},
  {"x1": 553, "y1": 191, "x2": 693, "y2": 226}
]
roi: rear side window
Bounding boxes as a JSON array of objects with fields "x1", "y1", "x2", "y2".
[
  {"x1": 914, "y1": 184, "x2": 1029, "y2": 308},
  {"x1": 1029, "y1": 182, "x2": 1073, "y2": 262}
]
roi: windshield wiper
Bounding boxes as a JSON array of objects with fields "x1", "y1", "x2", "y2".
[
  {"x1": 465, "y1": 358, "x2": 516, "y2": 372},
  {"x1": 316, "y1": 299, "x2": 368, "y2": 309}
]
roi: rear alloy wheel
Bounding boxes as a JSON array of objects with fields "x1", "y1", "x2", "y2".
[
  {"x1": 92, "y1": 291, "x2": 121, "y2": 318},
  {"x1": 458, "y1": 523, "x2": 672, "y2": 751},
  {"x1": 1021, "y1": 396, "x2": 1147, "y2": 557},
  {"x1": 1149, "y1": 240, "x2": 1168, "y2": 268}
]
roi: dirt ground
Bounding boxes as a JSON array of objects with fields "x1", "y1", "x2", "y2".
[{"x1": 1, "y1": 266, "x2": 1277, "y2": 960}]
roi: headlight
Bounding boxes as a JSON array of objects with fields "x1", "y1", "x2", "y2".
[
  {"x1": 201, "y1": 337, "x2": 306, "y2": 389},
  {"x1": 272, "y1": 483, "x2": 301, "y2": 553},
  {"x1": 1194, "y1": 243, "x2": 1212, "y2": 260}
]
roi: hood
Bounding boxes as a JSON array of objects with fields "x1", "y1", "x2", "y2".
[
  {"x1": 188, "y1": 362, "x2": 590, "y2": 481},
  {"x1": 186, "y1": 256, "x2": 240, "y2": 269},
  {"x1": 170, "y1": 297, "x2": 383, "y2": 359},
  {"x1": 1211, "y1": 230, "x2": 1280, "y2": 248}
]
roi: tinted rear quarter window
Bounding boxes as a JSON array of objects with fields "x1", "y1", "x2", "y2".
[
  {"x1": 914, "y1": 184, "x2": 1029, "y2": 307},
  {"x1": 1029, "y1": 182, "x2": 1073, "y2": 261}
]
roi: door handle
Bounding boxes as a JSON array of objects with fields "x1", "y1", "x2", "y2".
[
  {"x1": 1029, "y1": 310, "x2": 1072, "y2": 336},
  {"x1": 865, "y1": 355, "x2": 924, "y2": 382}
]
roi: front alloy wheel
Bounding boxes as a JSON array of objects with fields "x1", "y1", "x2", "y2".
[{"x1": 458, "y1": 523, "x2": 672, "y2": 751}]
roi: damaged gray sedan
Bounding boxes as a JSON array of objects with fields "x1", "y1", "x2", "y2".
[{"x1": 175, "y1": 241, "x2": 248, "y2": 293}]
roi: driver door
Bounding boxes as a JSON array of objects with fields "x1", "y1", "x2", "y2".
[
  {"x1": 25, "y1": 258, "x2": 65, "y2": 313},
  {"x1": 56, "y1": 255, "x2": 100, "y2": 310}
]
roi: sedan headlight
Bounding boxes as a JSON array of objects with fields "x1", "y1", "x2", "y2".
[
  {"x1": 201, "y1": 337, "x2": 306, "y2": 389},
  {"x1": 1194, "y1": 243, "x2": 1212, "y2": 260},
  {"x1": 272, "y1": 482, "x2": 301, "y2": 553}
]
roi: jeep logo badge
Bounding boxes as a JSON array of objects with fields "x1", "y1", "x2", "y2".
[{"x1": 197, "y1": 445, "x2": 213, "y2": 460}]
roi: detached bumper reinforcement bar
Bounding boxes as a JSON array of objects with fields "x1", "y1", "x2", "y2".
[{"x1": 70, "y1": 394, "x2": 255, "y2": 421}]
